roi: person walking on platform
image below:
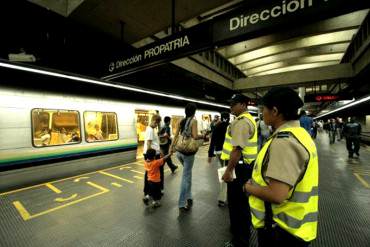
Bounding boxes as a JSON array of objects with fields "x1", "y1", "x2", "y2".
[
  {"x1": 221, "y1": 94, "x2": 258, "y2": 247},
  {"x1": 343, "y1": 117, "x2": 362, "y2": 158},
  {"x1": 328, "y1": 119, "x2": 336, "y2": 144},
  {"x1": 143, "y1": 148, "x2": 172, "y2": 208},
  {"x1": 143, "y1": 114, "x2": 162, "y2": 204},
  {"x1": 299, "y1": 110, "x2": 313, "y2": 136},
  {"x1": 170, "y1": 103, "x2": 207, "y2": 211},
  {"x1": 209, "y1": 111, "x2": 230, "y2": 207},
  {"x1": 159, "y1": 116, "x2": 178, "y2": 173},
  {"x1": 245, "y1": 87, "x2": 319, "y2": 247}
]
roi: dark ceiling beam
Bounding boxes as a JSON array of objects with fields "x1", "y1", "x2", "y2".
[{"x1": 234, "y1": 63, "x2": 353, "y2": 91}]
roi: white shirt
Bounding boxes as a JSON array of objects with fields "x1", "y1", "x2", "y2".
[{"x1": 143, "y1": 126, "x2": 160, "y2": 154}]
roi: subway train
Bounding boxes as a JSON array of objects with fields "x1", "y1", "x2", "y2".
[{"x1": 0, "y1": 86, "x2": 220, "y2": 171}]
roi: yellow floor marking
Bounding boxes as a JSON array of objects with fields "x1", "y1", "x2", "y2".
[
  {"x1": 130, "y1": 169, "x2": 144, "y2": 175},
  {"x1": 132, "y1": 162, "x2": 144, "y2": 166},
  {"x1": 74, "y1": 177, "x2": 90, "y2": 182},
  {"x1": 45, "y1": 183, "x2": 62, "y2": 194},
  {"x1": 0, "y1": 162, "x2": 134, "y2": 196},
  {"x1": 354, "y1": 173, "x2": 370, "y2": 188},
  {"x1": 54, "y1": 194, "x2": 78, "y2": 202},
  {"x1": 99, "y1": 171, "x2": 134, "y2": 183},
  {"x1": 119, "y1": 167, "x2": 131, "y2": 170},
  {"x1": 13, "y1": 201, "x2": 31, "y2": 220},
  {"x1": 133, "y1": 176, "x2": 143, "y2": 180},
  {"x1": 111, "y1": 182, "x2": 122, "y2": 188},
  {"x1": 13, "y1": 182, "x2": 109, "y2": 221}
]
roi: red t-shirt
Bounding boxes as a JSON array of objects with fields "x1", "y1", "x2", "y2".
[{"x1": 144, "y1": 158, "x2": 164, "y2": 182}]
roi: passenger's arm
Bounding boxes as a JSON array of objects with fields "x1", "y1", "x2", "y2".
[
  {"x1": 169, "y1": 124, "x2": 180, "y2": 153},
  {"x1": 244, "y1": 178, "x2": 291, "y2": 204},
  {"x1": 147, "y1": 140, "x2": 152, "y2": 149},
  {"x1": 191, "y1": 120, "x2": 205, "y2": 140},
  {"x1": 222, "y1": 147, "x2": 242, "y2": 182}
]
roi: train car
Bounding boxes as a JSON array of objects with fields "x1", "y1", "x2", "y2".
[{"x1": 0, "y1": 86, "x2": 219, "y2": 172}]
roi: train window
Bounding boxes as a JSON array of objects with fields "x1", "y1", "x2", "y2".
[
  {"x1": 84, "y1": 111, "x2": 118, "y2": 142},
  {"x1": 31, "y1": 109, "x2": 81, "y2": 147}
]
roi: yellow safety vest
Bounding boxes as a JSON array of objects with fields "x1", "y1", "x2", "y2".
[
  {"x1": 220, "y1": 112, "x2": 257, "y2": 164},
  {"x1": 249, "y1": 127, "x2": 319, "y2": 242}
]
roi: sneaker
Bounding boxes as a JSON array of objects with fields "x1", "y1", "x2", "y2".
[
  {"x1": 152, "y1": 201, "x2": 161, "y2": 208},
  {"x1": 348, "y1": 154, "x2": 353, "y2": 158},
  {"x1": 171, "y1": 165, "x2": 178, "y2": 173},
  {"x1": 161, "y1": 190, "x2": 164, "y2": 196},
  {"x1": 218, "y1": 200, "x2": 226, "y2": 207},
  {"x1": 142, "y1": 195, "x2": 150, "y2": 205},
  {"x1": 187, "y1": 199, "x2": 193, "y2": 208},
  {"x1": 355, "y1": 152, "x2": 360, "y2": 157}
]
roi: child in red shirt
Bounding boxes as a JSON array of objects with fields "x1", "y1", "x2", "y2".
[{"x1": 143, "y1": 148, "x2": 172, "y2": 207}]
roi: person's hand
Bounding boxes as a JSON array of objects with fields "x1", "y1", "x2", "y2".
[
  {"x1": 243, "y1": 179, "x2": 253, "y2": 195},
  {"x1": 222, "y1": 169, "x2": 234, "y2": 183}
]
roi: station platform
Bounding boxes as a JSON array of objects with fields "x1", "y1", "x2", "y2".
[{"x1": 0, "y1": 133, "x2": 369, "y2": 247}]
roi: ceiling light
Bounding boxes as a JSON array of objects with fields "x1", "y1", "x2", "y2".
[
  {"x1": 314, "y1": 95, "x2": 370, "y2": 119},
  {"x1": 0, "y1": 61, "x2": 229, "y2": 109}
]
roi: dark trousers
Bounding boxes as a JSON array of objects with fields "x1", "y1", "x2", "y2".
[
  {"x1": 257, "y1": 227, "x2": 310, "y2": 247},
  {"x1": 227, "y1": 162, "x2": 253, "y2": 246},
  {"x1": 160, "y1": 143, "x2": 177, "y2": 171},
  {"x1": 148, "y1": 181, "x2": 162, "y2": 201},
  {"x1": 143, "y1": 154, "x2": 163, "y2": 195},
  {"x1": 329, "y1": 131, "x2": 336, "y2": 144},
  {"x1": 346, "y1": 137, "x2": 360, "y2": 156}
]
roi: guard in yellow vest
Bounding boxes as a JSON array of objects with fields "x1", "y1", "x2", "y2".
[
  {"x1": 221, "y1": 94, "x2": 257, "y2": 247},
  {"x1": 244, "y1": 87, "x2": 318, "y2": 246}
]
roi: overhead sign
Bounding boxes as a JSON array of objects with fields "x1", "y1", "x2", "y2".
[
  {"x1": 104, "y1": 23, "x2": 212, "y2": 79},
  {"x1": 304, "y1": 94, "x2": 352, "y2": 102},
  {"x1": 213, "y1": 0, "x2": 367, "y2": 44},
  {"x1": 103, "y1": 0, "x2": 368, "y2": 79}
]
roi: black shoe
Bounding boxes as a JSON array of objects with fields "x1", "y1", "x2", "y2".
[
  {"x1": 218, "y1": 200, "x2": 226, "y2": 207},
  {"x1": 348, "y1": 154, "x2": 353, "y2": 158},
  {"x1": 171, "y1": 165, "x2": 178, "y2": 173},
  {"x1": 355, "y1": 152, "x2": 360, "y2": 157},
  {"x1": 179, "y1": 205, "x2": 190, "y2": 212},
  {"x1": 187, "y1": 199, "x2": 193, "y2": 207}
]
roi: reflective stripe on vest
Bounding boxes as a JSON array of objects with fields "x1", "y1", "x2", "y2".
[
  {"x1": 249, "y1": 127, "x2": 319, "y2": 242},
  {"x1": 220, "y1": 112, "x2": 257, "y2": 164}
]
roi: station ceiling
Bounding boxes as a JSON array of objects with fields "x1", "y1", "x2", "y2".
[{"x1": 3, "y1": 0, "x2": 370, "y2": 115}]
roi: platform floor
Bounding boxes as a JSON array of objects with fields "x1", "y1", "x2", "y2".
[{"x1": 0, "y1": 132, "x2": 369, "y2": 247}]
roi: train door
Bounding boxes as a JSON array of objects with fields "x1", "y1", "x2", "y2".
[
  {"x1": 135, "y1": 109, "x2": 157, "y2": 158},
  {"x1": 171, "y1": 115, "x2": 184, "y2": 136}
]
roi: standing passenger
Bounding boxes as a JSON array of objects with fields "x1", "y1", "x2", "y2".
[
  {"x1": 221, "y1": 94, "x2": 258, "y2": 247},
  {"x1": 245, "y1": 87, "x2": 319, "y2": 246},
  {"x1": 211, "y1": 112, "x2": 230, "y2": 207},
  {"x1": 143, "y1": 114, "x2": 162, "y2": 204},
  {"x1": 170, "y1": 103, "x2": 207, "y2": 211},
  {"x1": 159, "y1": 116, "x2": 178, "y2": 173}
]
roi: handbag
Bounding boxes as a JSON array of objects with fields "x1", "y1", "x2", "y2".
[{"x1": 175, "y1": 118, "x2": 201, "y2": 154}]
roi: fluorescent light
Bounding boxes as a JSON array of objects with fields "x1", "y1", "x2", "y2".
[
  {"x1": 314, "y1": 95, "x2": 370, "y2": 119},
  {"x1": 0, "y1": 61, "x2": 229, "y2": 109}
]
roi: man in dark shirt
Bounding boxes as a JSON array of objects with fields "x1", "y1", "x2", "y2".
[{"x1": 343, "y1": 117, "x2": 362, "y2": 158}]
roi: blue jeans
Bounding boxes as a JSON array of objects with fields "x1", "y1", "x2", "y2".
[{"x1": 176, "y1": 152, "x2": 195, "y2": 208}]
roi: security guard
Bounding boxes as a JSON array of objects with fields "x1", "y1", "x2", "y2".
[
  {"x1": 244, "y1": 87, "x2": 318, "y2": 246},
  {"x1": 221, "y1": 94, "x2": 257, "y2": 247}
]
